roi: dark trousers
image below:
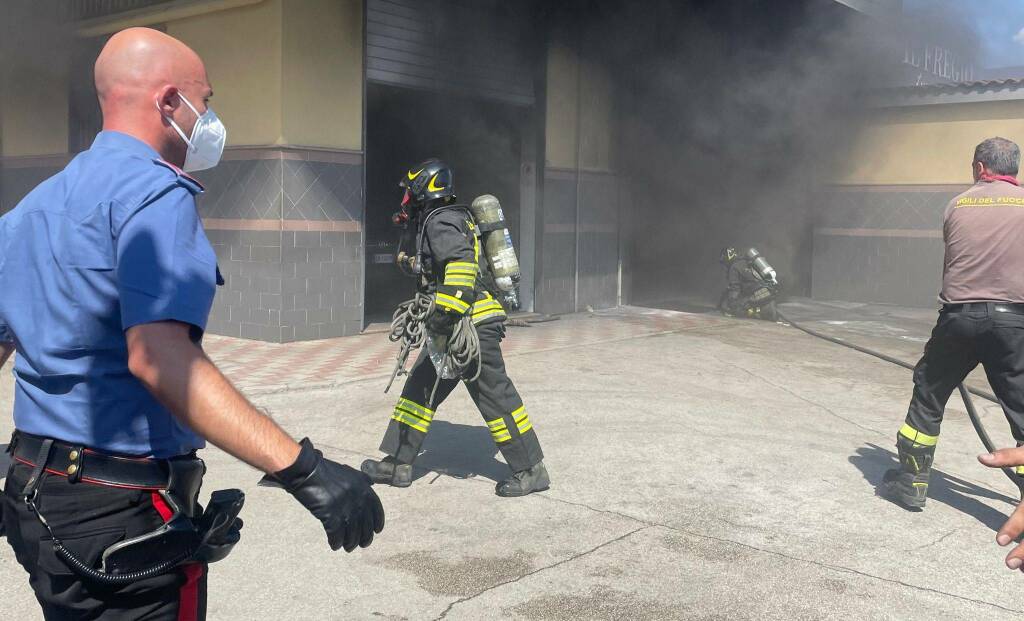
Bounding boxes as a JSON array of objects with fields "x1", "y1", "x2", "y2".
[
  {"x1": 3, "y1": 461, "x2": 207, "y2": 620},
  {"x1": 905, "y1": 306, "x2": 1024, "y2": 445},
  {"x1": 381, "y1": 320, "x2": 544, "y2": 472}
]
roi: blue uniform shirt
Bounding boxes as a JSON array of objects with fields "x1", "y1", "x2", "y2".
[{"x1": 0, "y1": 131, "x2": 221, "y2": 457}]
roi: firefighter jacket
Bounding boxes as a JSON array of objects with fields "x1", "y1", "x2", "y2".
[{"x1": 417, "y1": 206, "x2": 507, "y2": 325}]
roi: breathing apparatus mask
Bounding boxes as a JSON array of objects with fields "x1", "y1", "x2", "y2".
[{"x1": 158, "y1": 92, "x2": 227, "y2": 172}]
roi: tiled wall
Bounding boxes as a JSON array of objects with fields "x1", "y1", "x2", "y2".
[
  {"x1": 812, "y1": 186, "x2": 964, "y2": 308},
  {"x1": 193, "y1": 148, "x2": 365, "y2": 342},
  {"x1": 0, "y1": 147, "x2": 365, "y2": 343},
  {"x1": 0, "y1": 157, "x2": 68, "y2": 214},
  {"x1": 538, "y1": 168, "x2": 622, "y2": 314}
]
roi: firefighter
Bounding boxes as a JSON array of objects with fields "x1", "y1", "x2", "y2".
[
  {"x1": 884, "y1": 137, "x2": 1024, "y2": 510},
  {"x1": 718, "y1": 247, "x2": 779, "y2": 320},
  {"x1": 361, "y1": 159, "x2": 549, "y2": 497}
]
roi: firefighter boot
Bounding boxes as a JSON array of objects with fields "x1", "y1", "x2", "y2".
[
  {"x1": 882, "y1": 434, "x2": 935, "y2": 510},
  {"x1": 496, "y1": 462, "x2": 550, "y2": 497},
  {"x1": 360, "y1": 456, "x2": 413, "y2": 488}
]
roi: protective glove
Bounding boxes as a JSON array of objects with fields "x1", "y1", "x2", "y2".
[
  {"x1": 260, "y1": 438, "x2": 385, "y2": 552},
  {"x1": 426, "y1": 309, "x2": 459, "y2": 337}
]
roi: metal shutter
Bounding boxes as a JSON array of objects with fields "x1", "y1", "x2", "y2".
[{"x1": 366, "y1": 0, "x2": 535, "y2": 106}]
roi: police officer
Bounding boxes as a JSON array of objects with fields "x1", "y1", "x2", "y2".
[
  {"x1": 884, "y1": 137, "x2": 1024, "y2": 510},
  {"x1": 360, "y1": 159, "x2": 549, "y2": 497},
  {"x1": 0, "y1": 28, "x2": 383, "y2": 619}
]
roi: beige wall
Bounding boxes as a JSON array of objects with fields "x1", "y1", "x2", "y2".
[
  {"x1": 544, "y1": 43, "x2": 614, "y2": 171},
  {"x1": 839, "y1": 100, "x2": 1024, "y2": 185},
  {"x1": 167, "y1": 0, "x2": 284, "y2": 147},
  {"x1": 282, "y1": 0, "x2": 363, "y2": 150},
  {"x1": 0, "y1": 6, "x2": 70, "y2": 157},
  {"x1": 1, "y1": 59, "x2": 69, "y2": 157}
]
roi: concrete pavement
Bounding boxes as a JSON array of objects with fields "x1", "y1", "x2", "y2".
[{"x1": 2, "y1": 303, "x2": 1023, "y2": 619}]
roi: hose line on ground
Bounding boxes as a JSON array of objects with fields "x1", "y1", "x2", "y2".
[{"x1": 775, "y1": 309, "x2": 1023, "y2": 494}]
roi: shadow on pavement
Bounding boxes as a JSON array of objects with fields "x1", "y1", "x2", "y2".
[
  {"x1": 413, "y1": 421, "x2": 508, "y2": 483},
  {"x1": 851, "y1": 443, "x2": 1018, "y2": 532}
]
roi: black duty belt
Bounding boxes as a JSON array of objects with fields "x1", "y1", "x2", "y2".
[
  {"x1": 10, "y1": 431, "x2": 181, "y2": 490},
  {"x1": 942, "y1": 302, "x2": 1024, "y2": 315}
]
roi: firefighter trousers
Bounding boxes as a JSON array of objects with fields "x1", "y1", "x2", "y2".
[
  {"x1": 902, "y1": 305, "x2": 1024, "y2": 450},
  {"x1": 380, "y1": 320, "x2": 544, "y2": 473}
]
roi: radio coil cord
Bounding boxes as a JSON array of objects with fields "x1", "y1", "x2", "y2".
[{"x1": 776, "y1": 309, "x2": 1024, "y2": 495}]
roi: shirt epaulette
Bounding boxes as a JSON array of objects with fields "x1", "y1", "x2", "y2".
[{"x1": 153, "y1": 159, "x2": 205, "y2": 194}]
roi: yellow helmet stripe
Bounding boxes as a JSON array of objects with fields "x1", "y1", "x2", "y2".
[{"x1": 428, "y1": 173, "x2": 446, "y2": 192}]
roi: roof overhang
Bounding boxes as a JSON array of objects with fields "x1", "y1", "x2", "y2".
[{"x1": 867, "y1": 80, "x2": 1024, "y2": 108}]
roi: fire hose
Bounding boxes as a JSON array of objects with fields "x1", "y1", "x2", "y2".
[{"x1": 775, "y1": 308, "x2": 1024, "y2": 495}]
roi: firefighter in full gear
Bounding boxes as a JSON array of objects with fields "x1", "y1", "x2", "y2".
[
  {"x1": 718, "y1": 247, "x2": 779, "y2": 321},
  {"x1": 361, "y1": 159, "x2": 549, "y2": 497}
]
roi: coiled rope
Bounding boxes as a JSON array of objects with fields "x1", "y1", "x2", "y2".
[
  {"x1": 385, "y1": 292, "x2": 483, "y2": 398},
  {"x1": 385, "y1": 292, "x2": 433, "y2": 393}
]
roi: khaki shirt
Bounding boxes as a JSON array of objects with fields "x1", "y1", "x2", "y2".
[{"x1": 941, "y1": 179, "x2": 1024, "y2": 303}]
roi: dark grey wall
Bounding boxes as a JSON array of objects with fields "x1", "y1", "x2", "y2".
[
  {"x1": 537, "y1": 168, "x2": 623, "y2": 314},
  {"x1": 812, "y1": 186, "x2": 963, "y2": 308},
  {"x1": 1, "y1": 160, "x2": 66, "y2": 214}
]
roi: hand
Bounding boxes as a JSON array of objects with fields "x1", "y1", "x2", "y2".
[
  {"x1": 426, "y1": 309, "x2": 458, "y2": 337},
  {"x1": 263, "y1": 438, "x2": 385, "y2": 552},
  {"x1": 978, "y1": 448, "x2": 1024, "y2": 571}
]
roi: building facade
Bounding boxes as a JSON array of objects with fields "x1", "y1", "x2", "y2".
[{"x1": 0, "y1": 0, "x2": 627, "y2": 341}]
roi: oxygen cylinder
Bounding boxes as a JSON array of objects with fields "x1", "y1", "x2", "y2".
[
  {"x1": 746, "y1": 248, "x2": 778, "y2": 285},
  {"x1": 470, "y1": 195, "x2": 522, "y2": 305}
]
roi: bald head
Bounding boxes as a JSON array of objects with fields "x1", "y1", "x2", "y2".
[{"x1": 94, "y1": 28, "x2": 212, "y2": 165}]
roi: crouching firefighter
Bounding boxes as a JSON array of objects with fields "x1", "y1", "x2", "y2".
[
  {"x1": 362, "y1": 159, "x2": 549, "y2": 497},
  {"x1": 718, "y1": 247, "x2": 780, "y2": 321}
]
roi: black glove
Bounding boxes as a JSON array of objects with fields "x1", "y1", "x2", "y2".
[
  {"x1": 426, "y1": 309, "x2": 459, "y2": 337},
  {"x1": 261, "y1": 438, "x2": 385, "y2": 552}
]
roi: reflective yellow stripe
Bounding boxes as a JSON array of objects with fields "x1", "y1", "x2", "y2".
[
  {"x1": 392, "y1": 411, "x2": 429, "y2": 432},
  {"x1": 472, "y1": 299, "x2": 503, "y2": 311},
  {"x1": 899, "y1": 423, "x2": 938, "y2": 447},
  {"x1": 513, "y1": 407, "x2": 532, "y2": 434},
  {"x1": 444, "y1": 276, "x2": 477, "y2": 287},
  {"x1": 436, "y1": 293, "x2": 470, "y2": 313},
  {"x1": 395, "y1": 405, "x2": 430, "y2": 425},
  {"x1": 398, "y1": 398, "x2": 434, "y2": 419},
  {"x1": 472, "y1": 310, "x2": 506, "y2": 325},
  {"x1": 486, "y1": 417, "x2": 506, "y2": 430},
  {"x1": 1016, "y1": 465, "x2": 1024, "y2": 476},
  {"x1": 445, "y1": 262, "x2": 477, "y2": 275}
]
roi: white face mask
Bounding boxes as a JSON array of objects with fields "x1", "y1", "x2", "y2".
[{"x1": 158, "y1": 93, "x2": 226, "y2": 172}]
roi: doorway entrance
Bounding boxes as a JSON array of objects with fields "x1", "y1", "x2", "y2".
[{"x1": 364, "y1": 83, "x2": 532, "y2": 323}]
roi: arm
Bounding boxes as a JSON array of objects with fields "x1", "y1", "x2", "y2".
[
  {"x1": 978, "y1": 449, "x2": 1024, "y2": 571},
  {"x1": 426, "y1": 215, "x2": 479, "y2": 328},
  {"x1": 125, "y1": 321, "x2": 298, "y2": 473},
  {"x1": 116, "y1": 181, "x2": 383, "y2": 551}
]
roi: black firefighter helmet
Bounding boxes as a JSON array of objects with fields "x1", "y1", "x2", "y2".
[
  {"x1": 400, "y1": 158, "x2": 455, "y2": 207},
  {"x1": 720, "y1": 247, "x2": 738, "y2": 266}
]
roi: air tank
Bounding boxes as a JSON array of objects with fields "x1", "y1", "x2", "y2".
[
  {"x1": 470, "y1": 195, "x2": 522, "y2": 302},
  {"x1": 746, "y1": 248, "x2": 778, "y2": 285}
]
